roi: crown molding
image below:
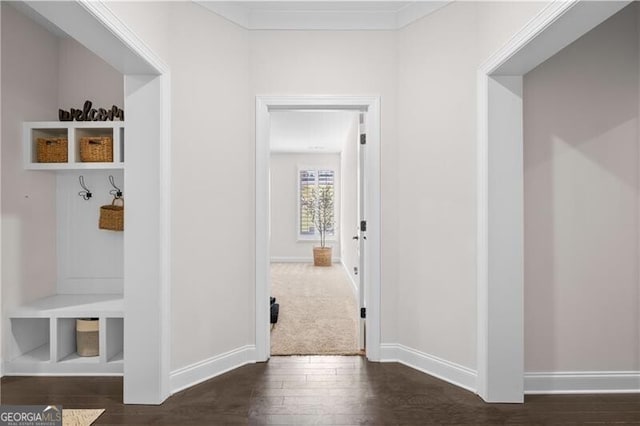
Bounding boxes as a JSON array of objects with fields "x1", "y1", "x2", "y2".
[{"x1": 196, "y1": 1, "x2": 451, "y2": 31}]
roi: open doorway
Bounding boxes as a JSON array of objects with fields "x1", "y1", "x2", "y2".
[
  {"x1": 255, "y1": 96, "x2": 381, "y2": 362},
  {"x1": 268, "y1": 110, "x2": 362, "y2": 355}
]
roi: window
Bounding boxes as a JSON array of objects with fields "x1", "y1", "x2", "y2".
[{"x1": 299, "y1": 169, "x2": 335, "y2": 238}]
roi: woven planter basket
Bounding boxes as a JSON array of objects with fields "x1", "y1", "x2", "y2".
[
  {"x1": 80, "y1": 136, "x2": 113, "y2": 162},
  {"x1": 313, "y1": 247, "x2": 332, "y2": 267},
  {"x1": 76, "y1": 318, "x2": 99, "y2": 357},
  {"x1": 37, "y1": 137, "x2": 68, "y2": 163},
  {"x1": 99, "y1": 198, "x2": 124, "y2": 231}
]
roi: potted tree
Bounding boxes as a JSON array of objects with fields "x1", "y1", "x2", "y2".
[{"x1": 302, "y1": 184, "x2": 335, "y2": 266}]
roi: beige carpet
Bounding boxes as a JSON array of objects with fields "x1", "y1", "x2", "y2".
[
  {"x1": 63, "y1": 409, "x2": 105, "y2": 426},
  {"x1": 270, "y1": 262, "x2": 360, "y2": 355}
]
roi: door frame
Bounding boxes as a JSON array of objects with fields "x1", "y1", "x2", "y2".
[
  {"x1": 255, "y1": 95, "x2": 381, "y2": 361},
  {"x1": 476, "y1": 0, "x2": 630, "y2": 402}
]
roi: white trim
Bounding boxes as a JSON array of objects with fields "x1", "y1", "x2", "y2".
[
  {"x1": 256, "y1": 95, "x2": 381, "y2": 362},
  {"x1": 340, "y1": 260, "x2": 358, "y2": 297},
  {"x1": 79, "y1": 2, "x2": 169, "y2": 74},
  {"x1": 524, "y1": 372, "x2": 640, "y2": 395},
  {"x1": 271, "y1": 257, "x2": 341, "y2": 263},
  {"x1": 476, "y1": 0, "x2": 631, "y2": 403},
  {"x1": 478, "y1": 1, "x2": 578, "y2": 75},
  {"x1": 3, "y1": 370, "x2": 123, "y2": 377},
  {"x1": 170, "y1": 345, "x2": 256, "y2": 395},
  {"x1": 380, "y1": 344, "x2": 477, "y2": 394},
  {"x1": 196, "y1": 1, "x2": 450, "y2": 31},
  {"x1": 396, "y1": 2, "x2": 452, "y2": 29}
]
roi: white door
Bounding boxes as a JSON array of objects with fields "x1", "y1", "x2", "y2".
[{"x1": 357, "y1": 114, "x2": 367, "y2": 350}]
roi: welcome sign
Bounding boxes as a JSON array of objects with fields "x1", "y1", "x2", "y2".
[{"x1": 59, "y1": 100, "x2": 124, "y2": 122}]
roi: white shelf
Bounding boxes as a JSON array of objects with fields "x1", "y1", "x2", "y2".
[
  {"x1": 6, "y1": 294, "x2": 124, "y2": 376},
  {"x1": 24, "y1": 121, "x2": 124, "y2": 170},
  {"x1": 12, "y1": 343, "x2": 50, "y2": 363},
  {"x1": 10, "y1": 294, "x2": 123, "y2": 318},
  {"x1": 108, "y1": 352, "x2": 124, "y2": 364},
  {"x1": 59, "y1": 352, "x2": 100, "y2": 364}
]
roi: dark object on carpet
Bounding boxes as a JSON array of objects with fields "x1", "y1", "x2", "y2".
[
  {"x1": 270, "y1": 297, "x2": 276, "y2": 305},
  {"x1": 271, "y1": 303, "x2": 280, "y2": 324}
]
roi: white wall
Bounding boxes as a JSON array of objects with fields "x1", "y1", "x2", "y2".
[
  {"x1": 397, "y1": 1, "x2": 478, "y2": 369},
  {"x1": 396, "y1": 1, "x2": 549, "y2": 370},
  {"x1": 270, "y1": 153, "x2": 341, "y2": 261},
  {"x1": 340, "y1": 115, "x2": 359, "y2": 290},
  {"x1": 1, "y1": 0, "x2": 59, "y2": 317},
  {"x1": 56, "y1": 170, "x2": 124, "y2": 294},
  {"x1": 166, "y1": 3, "x2": 251, "y2": 371},
  {"x1": 524, "y1": 4, "x2": 640, "y2": 372},
  {"x1": 58, "y1": 37, "x2": 124, "y2": 110}
]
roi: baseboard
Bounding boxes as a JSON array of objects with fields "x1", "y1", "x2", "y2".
[
  {"x1": 340, "y1": 260, "x2": 358, "y2": 296},
  {"x1": 524, "y1": 371, "x2": 640, "y2": 394},
  {"x1": 270, "y1": 257, "x2": 341, "y2": 263},
  {"x1": 380, "y1": 343, "x2": 477, "y2": 393},
  {"x1": 170, "y1": 345, "x2": 256, "y2": 395}
]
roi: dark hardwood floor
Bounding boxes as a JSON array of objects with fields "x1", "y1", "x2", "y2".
[{"x1": 2, "y1": 356, "x2": 640, "y2": 425}]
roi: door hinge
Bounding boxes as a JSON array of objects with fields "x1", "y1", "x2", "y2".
[
  {"x1": 360, "y1": 220, "x2": 367, "y2": 232},
  {"x1": 360, "y1": 308, "x2": 366, "y2": 319},
  {"x1": 360, "y1": 134, "x2": 366, "y2": 145}
]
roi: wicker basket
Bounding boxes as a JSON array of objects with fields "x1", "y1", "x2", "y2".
[
  {"x1": 76, "y1": 318, "x2": 99, "y2": 357},
  {"x1": 313, "y1": 247, "x2": 332, "y2": 267},
  {"x1": 80, "y1": 136, "x2": 113, "y2": 162},
  {"x1": 37, "y1": 138, "x2": 68, "y2": 163},
  {"x1": 99, "y1": 198, "x2": 124, "y2": 231}
]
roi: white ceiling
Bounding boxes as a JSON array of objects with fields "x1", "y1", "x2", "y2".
[
  {"x1": 196, "y1": 1, "x2": 451, "y2": 30},
  {"x1": 270, "y1": 110, "x2": 358, "y2": 153}
]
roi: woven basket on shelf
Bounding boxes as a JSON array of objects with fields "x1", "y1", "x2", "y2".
[
  {"x1": 99, "y1": 197, "x2": 124, "y2": 231},
  {"x1": 37, "y1": 137, "x2": 68, "y2": 163},
  {"x1": 76, "y1": 318, "x2": 99, "y2": 357},
  {"x1": 80, "y1": 136, "x2": 113, "y2": 162}
]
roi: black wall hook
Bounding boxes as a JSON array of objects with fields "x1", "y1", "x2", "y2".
[
  {"x1": 109, "y1": 175, "x2": 123, "y2": 198},
  {"x1": 78, "y1": 176, "x2": 92, "y2": 200}
]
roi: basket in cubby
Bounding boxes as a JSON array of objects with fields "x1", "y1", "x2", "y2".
[
  {"x1": 76, "y1": 318, "x2": 99, "y2": 357},
  {"x1": 80, "y1": 136, "x2": 113, "y2": 162},
  {"x1": 37, "y1": 137, "x2": 68, "y2": 163}
]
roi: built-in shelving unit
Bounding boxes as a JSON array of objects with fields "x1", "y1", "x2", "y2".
[
  {"x1": 7, "y1": 294, "x2": 124, "y2": 375},
  {"x1": 24, "y1": 121, "x2": 124, "y2": 170},
  {"x1": 8, "y1": 121, "x2": 127, "y2": 376}
]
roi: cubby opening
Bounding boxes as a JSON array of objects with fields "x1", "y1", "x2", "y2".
[
  {"x1": 118, "y1": 127, "x2": 125, "y2": 163},
  {"x1": 106, "y1": 318, "x2": 124, "y2": 364},
  {"x1": 10, "y1": 318, "x2": 50, "y2": 363},
  {"x1": 57, "y1": 318, "x2": 100, "y2": 364}
]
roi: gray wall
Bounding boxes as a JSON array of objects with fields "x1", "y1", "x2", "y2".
[{"x1": 524, "y1": 4, "x2": 640, "y2": 372}]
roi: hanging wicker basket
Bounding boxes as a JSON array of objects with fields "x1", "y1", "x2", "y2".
[
  {"x1": 80, "y1": 136, "x2": 113, "y2": 162},
  {"x1": 37, "y1": 137, "x2": 68, "y2": 163},
  {"x1": 99, "y1": 197, "x2": 124, "y2": 231}
]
